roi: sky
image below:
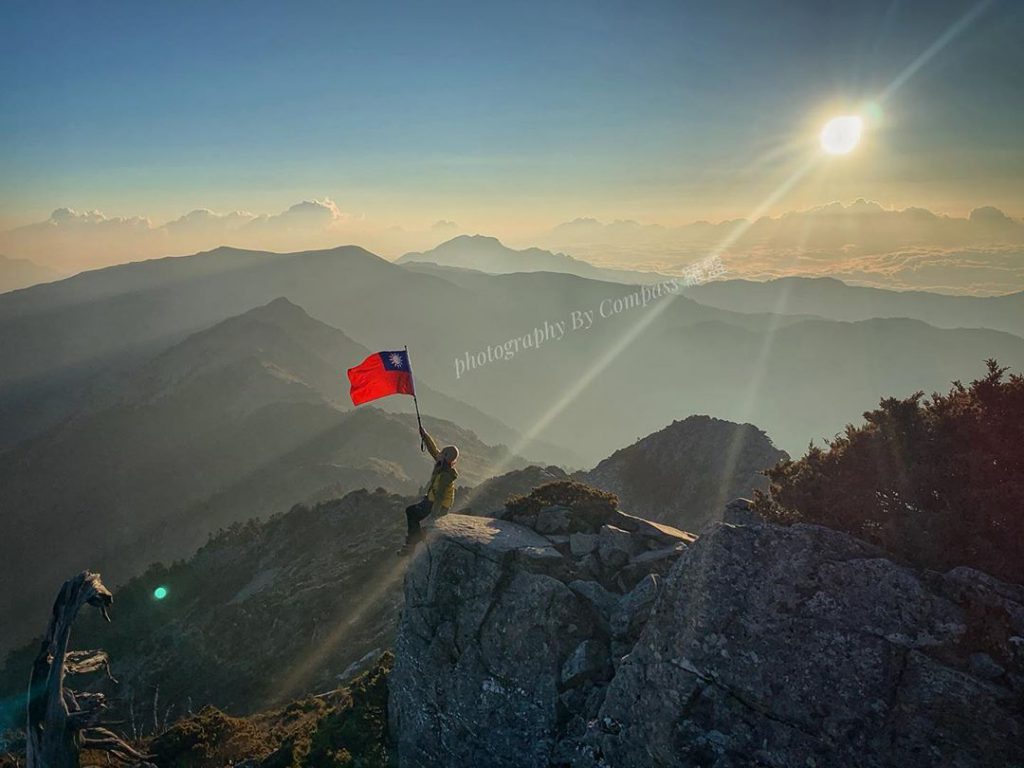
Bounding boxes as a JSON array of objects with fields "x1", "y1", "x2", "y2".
[{"x1": 1, "y1": 0, "x2": 1022, "y2": 277}]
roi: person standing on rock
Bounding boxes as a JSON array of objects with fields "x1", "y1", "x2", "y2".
[{"x1": 398, "y1": 425, "x2": 459, "y2": 555}]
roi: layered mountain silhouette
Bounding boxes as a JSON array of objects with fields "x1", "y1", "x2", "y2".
[
  {"x1": 398, "y1": 234, "x2": 667, "y2": 284},
  {"x1": 687, "y1": 276, "x2": 1024, "y2": 337},
  {"x1": 2, "y1": 244, "x2": 1023, "y2": 470},
  {"x1": 0, "y1": 297, "x2": 531, "y2": 652},
  {"x1": 0, "y1": 253, "x2": 62, "y2": 294}
]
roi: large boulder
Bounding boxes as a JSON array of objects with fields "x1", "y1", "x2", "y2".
[
  {"x1": 586, "y1": 522, "x2": 1024, "y2": 768},
  {"x1": 390, "y1": 509, "x2": 1024, "y2": 768},
  {"x1": 389, "y1": 501, "x2": 694, "y2": 768},
  {"x1": 388, "y1": 515, "x2": 597, "y2": 767}
]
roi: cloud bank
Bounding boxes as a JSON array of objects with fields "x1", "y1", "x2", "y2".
[
  {"x1": 2, "y1": 198, "x2": 1020, "y2": 295},
  {"x1": 0, "y1": 199, "x2": 352, "y2": 272},
  {"x1": 537, "y1": 200, "x2": 1024, "y2": 295}
]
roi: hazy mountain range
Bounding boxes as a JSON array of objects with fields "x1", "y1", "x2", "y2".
[
  {"x1": 537, "y1": 200, "x2": 1024, "y2": 295},
  {"x1": 0, "y1": 254, "x2": 62, "y2": 294},
  {"x1": 399, "y1": 234, "x2": 669, "y2": 284},
  {"x1": 686, "y1": 276, "x2": 1024, "y2": 337},
  {"x1": 2, "y1": 239, "x2": 1023, "y2": 652},
  {"x1": 0, "y1": 297, "x2": 532, "y2": 651},
  {"x1": 2, "y1": 241, "x2": 1021, "y2": 463},
  {"x1": 2, "y1": 198, "x2": 1021, "y2": 294}
]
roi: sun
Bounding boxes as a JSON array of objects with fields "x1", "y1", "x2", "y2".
[{"x1": 820, "y1": 115, "x2": 863, "y2": 155}]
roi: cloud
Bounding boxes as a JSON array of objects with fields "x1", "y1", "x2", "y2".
[
  {"x1": 544, "y1": 200, "x2": 1024, "y2": 254},
  {"x1": 247, "y1": 199, "x2": 348, "y2": 232},
  {"x1": 0, "y1": 199, "x2": 355, "y2": 272},
  {"x1": 3, "y1": 197, "x2": 1021, "y2": 294},
  {"x1": 162, "y1": 208, "x2": 255, "y2": 236},
  {"x1": 539, "y1": 200, "x2": 1024, "y2": 295}
]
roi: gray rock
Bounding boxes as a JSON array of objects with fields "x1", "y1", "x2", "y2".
[
  {"x1": 568, "y1": 579, "x2": 619, "y2": 619},
  {"x1": 611, "y1": 573, "x2": 660, "y2": 639},
  {"x1": 515, "y1": 545, "x2": 569, "y2": 579},
  {"x1": 391, "y1": 513, "x2": 1024, "y2": 768},
  {"x1": 969, "y1": 652, "x2": 1005, "y2": 679},
  {"x1": 535, "y1": 505, "x2": 573, "y2": 534},
  {"x1": 597, "y1": 525, "x2": 635, "y2": 569},
  {"x1": 618, "y1": 543, "x2": 687, "y2": 589},
  {"x1": 569, "y1": 532, "x2": 598, "y2": 557},
  {"x1": 592, "y1": 522, "x2": 1024, "y2": 768},
  {"x1": 611, "y1": 511, "x2": 695, "y2": 548},
  {"x1": 389, "y1": 515, "x2": 593, "y2": 768},
  {"x1": 721, "y1": 497, "x2": 760, "y2": 525},
  {"x1": 561, "y1": 639, "x2": 612, "y2": 688}
]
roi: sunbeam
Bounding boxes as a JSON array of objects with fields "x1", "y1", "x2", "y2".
[
  {"x1": 275, "y1": 553, "x2": 410, "y2": 700},
  {"x1": 491, "y1": 153, "x2": 822, "y2": 478},
  {"x1": 876, "y1": 0, "x2": 995, "y2": 104}
]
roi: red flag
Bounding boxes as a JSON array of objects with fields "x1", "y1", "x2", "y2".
[{"x1": 347, "y1": 350, "x2": 415, "y2": 406}]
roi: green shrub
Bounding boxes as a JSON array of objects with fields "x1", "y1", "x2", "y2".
[
  {"x1": 304, "y1": 652, "x2": 392, "y2": 768},
  {"x1": 753, "y1": 361, "x2": 1024, "y2": 583},
  {"x1": 505, "y1": 480, "x2": 618, "y2": 527},
  {"x1": 149, "y1": 654, "x2": 393, "y2": 768}
]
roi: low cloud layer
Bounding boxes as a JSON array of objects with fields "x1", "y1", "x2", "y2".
[
  {"x1": 538, "y1": 200, "x2": 1024, "y2": 295},
  {"x1": 0, "y1": 199, "x2": 352, "y2": 272},
  {"x1": 2, "y1": 198, "x2": 1021, "y2": 295}
]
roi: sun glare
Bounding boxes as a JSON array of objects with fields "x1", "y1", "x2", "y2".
[{"x1": 820, "y1": 115, "x2": 863, "y2": 155}]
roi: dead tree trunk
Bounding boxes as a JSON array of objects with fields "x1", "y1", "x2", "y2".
[{"x1": 26, "y1": 571, "x2": 151, "y2": 768}]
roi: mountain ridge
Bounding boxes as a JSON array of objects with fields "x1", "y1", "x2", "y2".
[{"x1": 399, "y1": 234, "x2": 671, "y2": 284}]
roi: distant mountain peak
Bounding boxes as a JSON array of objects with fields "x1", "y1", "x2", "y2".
[
  {"x1": 396, "y1": 233, "x2": 669, "y2": 285},
  {"x1": 580, "y1": 414, "x2": 787, "y2": 531},
  {"x1": 241, "y1": 296, "x2": 309, "y2": 321},
  {"x1": 448, "y1": 234, "x2": 502, "y2": 245}
]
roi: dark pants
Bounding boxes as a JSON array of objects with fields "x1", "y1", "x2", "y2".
[{"x1": 405, "y1": 497, "x2": 433, "y2": 544}]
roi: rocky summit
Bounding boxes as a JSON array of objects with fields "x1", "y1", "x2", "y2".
[{"x1": 389, "y1": 487, "x2": 1024, "y2": 768}]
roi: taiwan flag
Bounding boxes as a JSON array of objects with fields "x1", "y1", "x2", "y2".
[{"x1": 347, "y1": 350, "x2": 416, "y2": 406}]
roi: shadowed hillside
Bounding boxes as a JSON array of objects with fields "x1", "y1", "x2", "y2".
[
  {"x1": 0, "y1": 298, "x2": 530, "y2": 652},
  {"x1": 4, "y1": 245, "x2": 1022, "y2": 468},
  {"x1": 0, "y1": 489, "x2": 407, "y2": 730}
]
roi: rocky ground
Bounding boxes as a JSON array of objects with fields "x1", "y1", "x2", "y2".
[{"x1": 389, "y1": 483, "x2": 1024, "y2": 767}]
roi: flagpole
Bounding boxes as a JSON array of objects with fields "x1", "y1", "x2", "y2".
[{"x1": 404, "y1": 345, "x2": 425, "y2": 452}]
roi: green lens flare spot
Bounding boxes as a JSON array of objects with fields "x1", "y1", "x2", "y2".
[{"x1": 153, "y1": 586, "x2": 168, "y2": 600}]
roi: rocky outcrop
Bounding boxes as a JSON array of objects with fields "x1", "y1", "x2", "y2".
[
  {"x1": 389, "y1": 484, "x2": 695, "y2": 767},
  {"x1": 390, "y1": 495, "x2": 1024, "y2": 768},
  {"x1": 579, "y1": 415, "x2": 787, "y2": 532}
]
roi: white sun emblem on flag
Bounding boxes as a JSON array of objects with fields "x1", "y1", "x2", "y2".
[{"x1": 389, "y1": 352, "x2": 404, "y2": 368}]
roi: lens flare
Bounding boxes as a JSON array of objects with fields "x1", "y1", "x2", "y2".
[
  {"x1": 820, "y1": 115, "x2": 863, "y2": 155},
  {"x1": 153, "y1": 586, "x2": 168, "y2": 600}
]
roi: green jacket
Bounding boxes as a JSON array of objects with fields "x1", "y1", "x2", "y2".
[{"x1": 422, "y1": 430, "x2": 458, "y2": 514}]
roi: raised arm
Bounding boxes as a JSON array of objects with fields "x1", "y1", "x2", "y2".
[{"x1": 419, "y1": 426, "x2": 440, "y2": 460}]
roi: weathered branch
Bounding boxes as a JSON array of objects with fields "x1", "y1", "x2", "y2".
[
  {"x1": 26, "y1": 571, "x2": 151, "y2": 768},
  {"x1": 65, "y1": 651, "x2": 116, "y2": 682}
]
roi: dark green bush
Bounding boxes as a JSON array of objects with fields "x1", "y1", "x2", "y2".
[
  {"x1": 753, "y1": 361, "x2": 1024, "y2": 584},
  {"x1": 505, "y1": 480, "x2": 618, "y2": 527}
]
